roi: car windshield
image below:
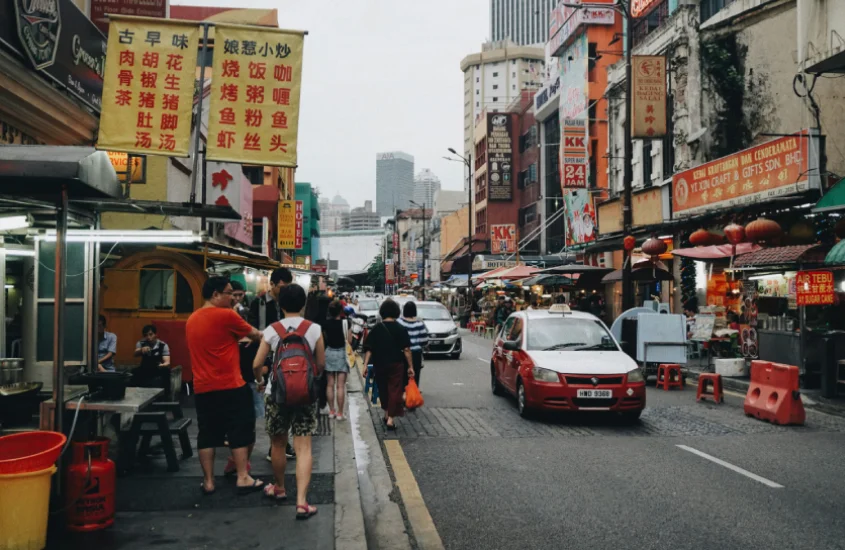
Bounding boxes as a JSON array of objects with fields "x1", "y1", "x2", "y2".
[
  {"x1": 416, "y1": 305, "x2": 452, "y2": 320},
  {"x1": 526, "y1": 317, "x2": 617, "y2": 351},
  {"x1": 358, "y1": 300, "x2": 378, "y2": 310}
]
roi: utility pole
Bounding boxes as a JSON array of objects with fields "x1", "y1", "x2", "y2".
[
  {"x1": 621, "y1": 1, "x2": 634, "y2": 312},
  {"x1": 410, "y1": 199, "x2": 428, "y2": 298}
]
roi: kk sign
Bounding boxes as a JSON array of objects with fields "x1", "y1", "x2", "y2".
[{"x1": 490, "y1": 224, "x2": 516, "y2": 255}]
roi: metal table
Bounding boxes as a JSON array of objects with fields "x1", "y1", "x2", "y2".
[{"x1": 40, "y1": 386, "x2": 163, "y2": 430}]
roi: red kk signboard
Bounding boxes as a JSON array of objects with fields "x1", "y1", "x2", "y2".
[{"x1": 490, "y1": 224, "x2": 516, "y2": 254}]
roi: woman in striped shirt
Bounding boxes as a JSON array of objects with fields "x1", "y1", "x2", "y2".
[{"x1": 398, "y1": 302, "x2": 429, "y2": 388}]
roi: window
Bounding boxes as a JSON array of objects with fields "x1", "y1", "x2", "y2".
[
  {"x1": 588, "y1": 42, "x2": 598, "y2": 77},
  {"x1": 589, "y1": 103, "x2": 597, "y2": 122},
  {"x1": 529, "y1": 163, "x2": 537, "y2": 183},
  {"x1": 701, "y1": 0, "x2": 737, "y2": 21},
  {"x1": 492, "y1": 97, "x2": 498, "y2": 102},
  {"x1": 242, "y1": 166, "x2": 263, "y2": 186},
  {"x1": 476, "y1": 89, "x2": 479, "y2": 95},
  {"x1": 493, "y1": 72, "x2": 499, "y2": 77},
  {"x1": 642, "y1": 140, "x2": 654, "y2": 186},
  {"x1": 476, "y1": 77, "x2": 480, "y2": 83},
  {"x1": 512, "y1": 72, "x2": 516, "y2": 77},
  {"x1": 633, "y1": 0, "x2": 670, "y2": 47},
  {"x1": 512, "y1": 84, "x2": 516, "y2": 90},
  {"x1": 476, "y1": 101, "x2": 480, "y2": 107},
  {"x1": 138, "y1": 266, "x2": 193, "y2": 313},
  {"x1": 512, "y1": 59, "x2": 516, "y2": 65},
  {"x1": 493, "y1": 84, "x2": 498, "y2": 90}
]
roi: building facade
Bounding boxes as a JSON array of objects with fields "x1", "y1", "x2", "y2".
[
  {"x1": 413, "y1": 169, "x2": 442, "y2": 209},
  {"x1": 320, "y1": 229, "x2": 385, "y2": 275},
  {"x1": 490, "y1": 0, "x2": 558, "y2": 46},
  {"x1": 345, "y1": 200, "x2": 381, "y2": 231},
  {"x1": 295, "y1": 182, "x2": 321, "y2": 264},
  {"x1": 375, "y1": 151, "x2": 415, "y2": 216},
  {"x1": 319, "y1": 194, "x2": 350, "y2": 233},
  {"x1": 460, "y1": 40, "x2": 545, "y2": 181}
]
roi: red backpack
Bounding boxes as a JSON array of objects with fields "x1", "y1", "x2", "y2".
[{"x1": 270, "y1": 320, "x2": 320, "y2": 407}]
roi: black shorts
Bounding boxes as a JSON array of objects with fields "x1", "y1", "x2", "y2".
[{"x1": 195, "y1": 385, "x2": 256, "y2": 450}]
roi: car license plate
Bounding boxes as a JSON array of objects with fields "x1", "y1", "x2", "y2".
[
  {"x1": 429, "y1": 340, "x2": 442, "y2": 345},
  {"x1": 576, "y1": 389, "x2": 612, "y2": 398}
]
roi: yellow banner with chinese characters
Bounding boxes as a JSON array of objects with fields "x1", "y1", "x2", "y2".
[
  {"x1": 97, "y1": 17, "x2": 199, "y2": 157},
  {"x1": 277, "y1": 200, "x2": 297, "y2": 249},
  {"x1": 207, "y1": 24, "x2": 304, "y2": 167}
]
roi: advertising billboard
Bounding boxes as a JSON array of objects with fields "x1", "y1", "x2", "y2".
[
  {"x1": 487, "y1": 112, "x2": 513, "y2": 201},
  {"x1": 559, "y1": 34, "x2": 589, "y2": 190},
  {"x1": 490, "y1": 224, "x2": 516, "y2": 254},
  {"x1": 564, "y1": 189, "x2": 596, "y2": 246}
]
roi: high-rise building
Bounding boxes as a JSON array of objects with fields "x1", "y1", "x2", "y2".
[
  {"x1": 460, "y1": 40, "x2": 544, "y2": 191},
  {"x1": 318, "y1": 194, "x2": 350, "y2": 233},
  {"x1": 375, "y1": 151, "x2": 414, "y2": 216},
  {"x1": 490, "y1": 0, "x2": 557, "y2": 46},
  {"x1": 413, "y1": 169, "x2": 442, "y2": 209},
  {"x1": 344, "y1": 200, "x2": 382, "y2": 231}
]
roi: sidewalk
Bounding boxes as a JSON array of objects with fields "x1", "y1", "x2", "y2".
[{"x1": 48, "y1": 389, "x2": 366, "y2": 550}]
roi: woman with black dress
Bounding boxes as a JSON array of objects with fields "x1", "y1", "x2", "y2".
[{"x1": 363, "y1": 299, "x2": 414, "y2": 429}]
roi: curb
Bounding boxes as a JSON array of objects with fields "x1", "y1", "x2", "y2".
[
  {"x1": 334, "y1": 370, "x2": 368, "y2": 550},
  {"x1": 348, "y1": 357, "x2": 414, "y2": 550}
]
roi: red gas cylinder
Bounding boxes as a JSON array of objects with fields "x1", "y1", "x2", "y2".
[{"x1": 65, "y1": 438, "x2": 115, "y2": 532}]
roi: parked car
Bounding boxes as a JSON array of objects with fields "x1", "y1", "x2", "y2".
[
  {"x1": 416, "y1": 301, "x2": 462, "y2": 359},
  {"x1": 490, "y1": 304, "x2": 645, "y2": 421},
  {"x1": 355, "y1": 298, "x2": 381, "y2": 327}
]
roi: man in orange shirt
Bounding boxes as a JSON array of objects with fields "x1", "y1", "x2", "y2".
[{"x1": 187, "y1": 276, "x2": 263, "y2": 495}]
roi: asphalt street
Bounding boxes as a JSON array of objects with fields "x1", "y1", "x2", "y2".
[{"x1": 373, "y1": 330, "x2": 845, "y2": 550}]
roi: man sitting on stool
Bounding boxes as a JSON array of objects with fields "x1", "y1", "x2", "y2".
[{"x1": 132, "y1": 324, "x2": 171, "y2": 390}]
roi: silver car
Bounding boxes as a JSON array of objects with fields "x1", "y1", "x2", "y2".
[
  {"x1": 355, "y1": 298, "x2": 381, "y2": 327},
  {"x1": 416, "y1": 301, "x2": 462, "y2": 359}
]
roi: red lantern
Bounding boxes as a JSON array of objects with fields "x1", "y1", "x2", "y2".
[
  {"x1": 642, "y1": 237, "x2": 668, "y2": 257},
  {"x1": 689, "y1": 229, "x2": 711, "y2": 247},
  {"x1": 724, "y1": 223, "x2": 745, "y2": 245},
  {"x1": 623, "y1": 235, "x2": 636, "y2": 251},
  {"x1": 745, "y1": 218, "x2": 782, "y2": 243}
]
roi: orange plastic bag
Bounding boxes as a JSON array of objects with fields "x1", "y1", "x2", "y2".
[{"x1": 405, "y1": 379, "x2": 424, "y2": 410}]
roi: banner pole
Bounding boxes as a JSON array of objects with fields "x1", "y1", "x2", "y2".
[{"x1": 189, "y1": 22, "x2": 211, "y2": 205}]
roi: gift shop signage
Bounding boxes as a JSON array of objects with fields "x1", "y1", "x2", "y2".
[{"x1": 672, "y1": 131, "x2": 817, "y2": 217}]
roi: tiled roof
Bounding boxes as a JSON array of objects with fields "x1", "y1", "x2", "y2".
[{"x1": 734, "y1": 245, "x2": 820, "y2": 267}]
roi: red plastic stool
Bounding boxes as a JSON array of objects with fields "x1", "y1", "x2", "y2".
[
  {"x1": 696, "y1": 373, "x2": 723, "y2": 404},
  {"x1": 656, "y1": 364, "x2": 683, "y2": 391}
]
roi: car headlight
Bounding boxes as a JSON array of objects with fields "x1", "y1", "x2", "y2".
[
  {"x1": 626, "y1": 368, "x2": 645, "y2": 383},
  {"x1": 532, "y1": 367, "x2": 560, "y2": 383},
  {"x1": 448, "y1": 327, "x2": 458, "y2": 336}
]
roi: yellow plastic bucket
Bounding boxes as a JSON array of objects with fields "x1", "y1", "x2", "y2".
[{"x1": 0, "y1": 466, "x2": 56, "y2": 550}]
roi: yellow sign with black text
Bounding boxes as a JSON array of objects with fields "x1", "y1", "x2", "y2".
[
  {"x1": 97, "y1": 17, "x2": 199, "y2": 157},
  {"x1": 207, "y1": 24, "x2": 304, "y2": 167},
  {"x1": 277, "y1": 200, "x2": 297, "y2": 249}
]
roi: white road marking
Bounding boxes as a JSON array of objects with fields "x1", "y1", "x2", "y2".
[
  {"x1": 478, "y1": 357, "x2": 489, "y2": 363},
  {"x1": 676, "y1": 445, "x2": 784, "y2": 488},
  {"x1": 453, "y1": 382, "x2": 464, "y2": 386}
]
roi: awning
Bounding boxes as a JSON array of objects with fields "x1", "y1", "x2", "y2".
[
  {"x1": 825, "y1": 240, "x2": 845, "y2": 265},
  {"x1": 440, "y1": 260, "x2": 454, "y2": 274},
  {"x1": 734, "y1": 244, "x2": 822, "y2": 267},
  {"x1": 813, "y1": 177, "x2": 845, "y2": 213},
  {"x1": 253, "y1": 184, "x2": 280, "y2": 219},
  {"x1": 496, "y1": 265, "x2": 540, "y2": 280},
  {"x1": 603, "y1": 264, "x2": 674, "y2": 283},
  {"x1": 672, "y1": 243, "x2": 760, "y2": 260},
  {"x1": 442, "y1": 274, "x2": 468, "y2": 286},
  {"x1": 539, "y1": 264, "x2": 613, "y2": 275},
  {"x1": 520, "y1": 274, "x2": 577, "y2": 287},
  {"x1": 70, "y1": 198, "x2": 240, "y2": 220},
  {"x1": 0, "y1": 146, "x2": 120, "y2": 199},
  {"x1": 476, "y1": 266, "x2": 510, "y2": 280}
]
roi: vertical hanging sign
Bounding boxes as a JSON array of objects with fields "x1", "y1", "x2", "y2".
[
  {"x1": 631, "y1": 56, "x2": 667, "y2": 138},
  {"x1": 277, "y1": 200, "x2": 296, "y2": 249},
  {"x1": 207, "y1": 24, "x2": 305, "y2": 167},
  {"x1": 97, "y1": 16, "x2": 199, "y2": 157},
  {"x1": 294, "y1": 200, "x2": 304, "y2": 250}
]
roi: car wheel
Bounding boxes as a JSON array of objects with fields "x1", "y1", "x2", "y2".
[
  {"x1": 517, "y1": 379, "x2": 531, "y2": 418},
  {"x1": 621, "y1": 410, "x2": 642, "y2": 424},
  {"x1": 491, "y1": 365, "x2": 503, "y2": 396}
]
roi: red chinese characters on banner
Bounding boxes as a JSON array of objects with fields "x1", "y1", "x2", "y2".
[
  {"x1": 796, "y1": 271, "x2": 835, "y2": 306},
  {"x1": 294, "y1": 200, "x2": 304, "y2": 250}
]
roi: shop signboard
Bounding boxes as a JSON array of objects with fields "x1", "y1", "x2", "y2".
[
  {"x1": 294, "y1": 200, "x2": 303, "y2": 250},
  {"x1": 472, "y1": 256, "x2": 516, "y2": 271},
  {"x1": 548, "y1": 0, "x2": 615, "y2": 57},
  {"x1": 207, "y1": 24, "x2": 304, "y2": 167},
  {"x1": 672, "y1": 131, "x2": 816, "y2": 217},
  {"x1": 631, "y1": 0, "x2": 663, "y2": 18},
  {"x1": 0, "y1": 0, "x2": 105, "y2": 110},
  {"x1": 490, "y1": 224, "x2": 516, "y2": 254},
  {"x1": 277, "y1": 199, "x2": 296, "y2": 249},
  {"x1": 106, "y1": 151, "x2": 145, "y2": 183},
  {"x1": 559, "y1": 34, "x2": 589, "y2": 190},
  {"x1": 564, "y1": 189, "x2": 596, "y2": 246},
  {"x1": 796, "y1": 270, "x2": 834, "y2": 306},
  {"x1": 90, "y1": 0, "x2": 168, "y2": 35},
  {"x1": 631, "y1": 56, "x2": 666, "y2": 138},
  {"x1": 486, "y1": 113, "x2": 513, "y2": 201},
  {"x1": 224, "y1": 173, "x2": 254, "y2": 246},
  {"x1": 97, "y1": 16, "x2": 198, "y2": 156},
  {"x1": 206, "y1": 161, "x2": 241, "y2": 212},
  {"x1": 313, "y1": 263, "x2": 328, "y2": 274},
  {"x1": 384, "y1": 259, "x2": 393, "y2": 284}
]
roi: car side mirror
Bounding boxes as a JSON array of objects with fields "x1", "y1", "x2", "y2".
[{"x1": 503, "y1": 340, "x2": 520, "y2": 352}]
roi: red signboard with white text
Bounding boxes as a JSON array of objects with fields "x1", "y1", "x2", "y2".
[
  {"x1": 490, "y1": 224, "x2": 516, "y2": 254},
  {"x1": 796, "y1": 271, "x2": 834, "y2": 306},
  {"x1": 294, "y1": 200, "x2": 303, "y2": 250}
]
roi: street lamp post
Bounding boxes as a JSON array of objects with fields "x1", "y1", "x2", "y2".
[
  {"x1": 559, "y1": 0, "x2": 634, "y2": 310},
  {"x1": 410, "y1": 199, "x2": 427, "y2": 299},
  {"x1": 447, "y1": 148, "x2": 474, "y2": 323}
]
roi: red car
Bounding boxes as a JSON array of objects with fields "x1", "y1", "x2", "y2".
[{"x1": 490, "y1": 305, "x2": 646, "y2": 421}]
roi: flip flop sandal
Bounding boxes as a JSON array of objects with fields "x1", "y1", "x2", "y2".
[
  {"x1": 200, "y1": 483, "x2": 216, "y2": 496},
  {"x1": 236, "y1": 479, "x2": 264, "y2": 495},
  {"x1": 263, "y1": 483, "x2": 287, "y2": 501},
  {"x1": 296, "y1": 504, "x2": 318, "y2": 520}
]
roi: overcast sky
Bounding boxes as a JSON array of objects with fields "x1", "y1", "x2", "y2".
[{"x1": 174, "y1": 0, "x2": 489, "y2": 205}]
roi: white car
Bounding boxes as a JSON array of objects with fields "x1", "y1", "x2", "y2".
[
  {"x1": 355, "y1": 298, "x2": 381, "y2": 327},
  {"x1": 490, "y1": 305, "x2": 645, "y2": 420},
  {"x1": 416, "y1": 301, "x2": 462, "y2": 359}
]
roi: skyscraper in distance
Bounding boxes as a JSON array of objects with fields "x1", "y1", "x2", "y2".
[
  {"x1": 376, "y1": 151, "x2": 414, "y2": 216},
  {"x1": 490, "y1": 0, "x2": 556, "y2": 46},
  {"x1": 413, "y1": 169, "x2": 441, "y2": 209}
]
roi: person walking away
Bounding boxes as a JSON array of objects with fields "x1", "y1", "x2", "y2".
[
  {"x1": 248, "y1": 268, "x2": 297, "y2": 462},
  {"x1": 363, "y1": 299, "x2": 414, "y2": 430},
  {"x1": 397, "y1": 301, "x2": 428, "y2": 388},
  {"x1": 304, "y1": 288, "x2": 332, "y2": 416},
  {"x1": 322, "y1": 300, "x2": 351, "y2": 420},
  {"x1": 97, "y1": 315, "x2": 117, "y2": 372},
  {"x1": 253, "y1": 284, "x2": 325, "y2": 518},
  {"x1": 186, "y1": 276, "x2": 263, "y2": 495},
  {"x1": 131, "y1": 324, "x2": 171, "y2": 389}
]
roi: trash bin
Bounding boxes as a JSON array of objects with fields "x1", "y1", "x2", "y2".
[{"x1": 0, "y1": 431, "x2": 66, "y2": 550}]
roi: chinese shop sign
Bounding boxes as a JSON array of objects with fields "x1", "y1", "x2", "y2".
[
  {"x1": 97, "y1": 17, "x2": 198, "y2": 157},
  {"x1": 207, "y1": 24, "x2": 304, "y2": 167},
  {"x1": 486, "y1": 113, "x2": 513, "y2": 201},
  {"x1": 631, "y1": 56, "x2": 666, "y2": 138},
  {"x1": 796, "y1": 271, "x2": 834, "y2": 306},
  {"x1": 277, "y1": 199, "x2": 296, "y2": 249},
  {"x1": 490, "y1": 224, "x2": 516, "y2": 254},
  {"x1": 672, "y1": 132, "x2": 814, "y2": 217},
  {"x1": 206, "y1": 161, "x2": 242, "y2": 211}
]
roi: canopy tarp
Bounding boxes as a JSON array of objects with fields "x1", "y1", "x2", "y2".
[
  {"x1": 603, "y1": 260, "x2": 674, "y2": 283},
  {"x1": 496, "y1": 265, "x2": 540, "y2": 280},
  {"x1": 812, "y1": 177, "x2": 845, "y2": 213},
  {"x1": 825, "y1": 240, "x2": 845, "y2": 265},
  {"x1": 671, "y1": 243, "x2": 760, "y2": 259}
]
